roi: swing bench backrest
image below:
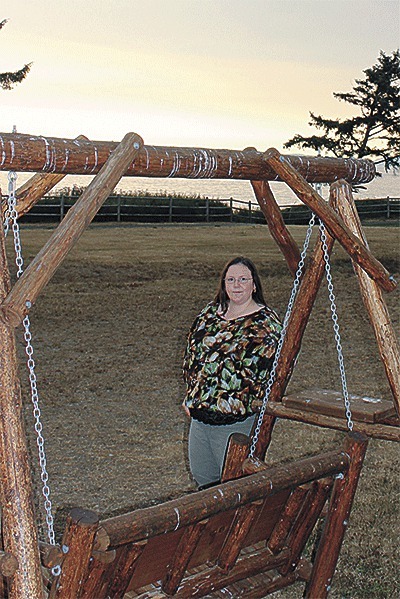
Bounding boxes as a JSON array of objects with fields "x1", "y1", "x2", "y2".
[{"x1": 49, "y1": 431, "x2": 367, "y2": 599}]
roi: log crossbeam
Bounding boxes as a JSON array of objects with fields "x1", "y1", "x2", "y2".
[{"x1": 0, "y1": 132, "x2": 376, "y2": 184}]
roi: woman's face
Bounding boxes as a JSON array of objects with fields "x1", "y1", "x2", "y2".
[{"x1": 224, "y1": 264, "x2": 255, "y2": 306}]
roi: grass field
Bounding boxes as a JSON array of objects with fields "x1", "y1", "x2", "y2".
[{"x1": 6, "y1": 222, "x2": 399, "y2": 598}]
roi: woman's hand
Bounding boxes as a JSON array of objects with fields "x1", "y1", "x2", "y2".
[{"x1": 182, "y1": 401, "x2": 190, "y2": 418}]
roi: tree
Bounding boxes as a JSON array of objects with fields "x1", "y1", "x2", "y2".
[
  {"x1": 284, "y1": 50, "x2": 400, "y2": 171},
  {"x1": 0, "y1": 19, "x2": 32, "y2": 90}
]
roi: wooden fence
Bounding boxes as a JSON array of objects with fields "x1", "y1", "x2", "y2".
[{"x1": 12, "y1": 195, "x2": 400, "y2": 225}]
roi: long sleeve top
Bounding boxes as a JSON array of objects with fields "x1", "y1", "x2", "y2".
[{"x1": 183, "y1": 302, "x2": 282, "y2": 425}]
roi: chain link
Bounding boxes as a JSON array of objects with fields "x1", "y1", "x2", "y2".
[
  {"x1": 319, "y1": 223, "x2": 354, "y2": 431},
  {"x1": 249, "y1": 212, "x2": 317, "y2": 457},
  {"x1": 7, "y1": 171, "x2": 56, "y2": 545}
]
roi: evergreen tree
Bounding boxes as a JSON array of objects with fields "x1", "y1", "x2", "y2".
[
  {"x1": 0, "y1": 19, "x2": 32, "y2": 90},
  {"x1": 285, "y1": 51, "x2": 400, "y2": 170}
]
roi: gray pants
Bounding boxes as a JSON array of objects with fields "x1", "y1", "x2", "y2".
[{"x1": 188, "y1": 415, "x2": 256, "y2": 488}]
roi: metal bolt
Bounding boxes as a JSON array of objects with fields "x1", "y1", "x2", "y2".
[
  {"x1": 62, "y1": 544, "x2": 69, "y2": 554},
  {"x1": 133, "y1": 142, "x2": 140, "y2": 150},
  {"x1": 26, "y1": 300, "x2": 32, "y2": 309}
]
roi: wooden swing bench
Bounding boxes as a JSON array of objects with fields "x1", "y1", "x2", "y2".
[
  {"x1": 46, "y1": 431, "x2": 367, "y2": 599},
  {"x1": 0, "y1": 132, "x2": 398, "y2": 597}
]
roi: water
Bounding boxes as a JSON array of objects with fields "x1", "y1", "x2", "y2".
[{"x1": 0, "y1": 166, "x2": 398, "y2": 207}]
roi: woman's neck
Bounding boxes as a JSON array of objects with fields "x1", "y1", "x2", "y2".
[{"x1": 222, "y1": 299, "x2": 263, "y2": 320}]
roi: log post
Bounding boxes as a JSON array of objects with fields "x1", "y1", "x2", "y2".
[
  {"x1": 304, "y1": 432, "x2": 368, "y2": 598},
  {"x1": 253, "y1": 226, "x2": 335, "y2": 459},
  {"x1": 0, "y1": 210, "x2": 45, "y2": 597},
  {"x1": 264, "y1": 148, "x2": 396, "y2": 293},
  {"x1": 0, "y1": 551, "x2": 18, "y2": 578},
  {"x1": 221, "y1": 432, "x2": 250, "y2": 482},
  {"x1": 49, "y1": 508, "x2": 99, "y2": 599},
  {"x1": 251, "y1": 179, "x2": 301, "y2": 276},
  {"x1": 1, "y1": 132, "x2": 143, "y2": 327},
  {"x1": 330, "y1": 180, "x2": 400, "y2": 418}
]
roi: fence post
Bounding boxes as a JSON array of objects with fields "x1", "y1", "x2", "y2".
[
  {"x1": 206, "y1": 197, "x2": 209, "y2": 223},
  {"x1": 169, "y1": 197, "x2": 173, "y2": 223},
  {"x1": 230, "y1": 198, "x2": 233, "y2": 223},
  {"x1": 387, "y1": 196, "x2": 390, "y2": 219},
  {"x1": 117, "y1": 194, "x2": 121, "y2": 223},
  {"x1": 248, "y1": 201, "x2": 252, "y2": 223},
  {"x1": 60, "y1": 194, "x2": 65, "y2": 222}
]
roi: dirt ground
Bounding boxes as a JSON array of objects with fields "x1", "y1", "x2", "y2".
[{"x1": 6, "y1": 223, "x2": 399, "y2": 598}]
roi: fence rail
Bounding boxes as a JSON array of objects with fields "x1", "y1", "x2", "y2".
[{"x1": 9, "y1": 194, "x2": 400, "y2": 225}]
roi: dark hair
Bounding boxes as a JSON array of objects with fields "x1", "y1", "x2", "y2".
[{"x1": 215, "y1": 256, "x2": 266, "y2": 314}]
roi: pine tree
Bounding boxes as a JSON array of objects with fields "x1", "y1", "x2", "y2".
[
  {"x1": 0, "y1": 19, "x2": 32, "y2": 90},
  {"x1": 285, "y1": 51, "x2": 400, "y2": 170}
]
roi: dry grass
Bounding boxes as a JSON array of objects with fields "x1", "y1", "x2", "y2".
[{"x1": 6, "y1": 223, "x2": 399, "y2": 598}]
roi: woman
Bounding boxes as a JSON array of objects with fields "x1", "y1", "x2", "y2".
[{"x1": 182, "y1": 256, "x2": 282, "y2": 488}]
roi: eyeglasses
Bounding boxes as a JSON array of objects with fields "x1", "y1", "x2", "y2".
[{"x1": 225, "y1": 277, "x2": 253, "y2": 285}]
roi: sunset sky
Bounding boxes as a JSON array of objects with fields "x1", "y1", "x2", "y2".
[{"x1": 1, "y1": 0, "x2": 399, "y2": 151}]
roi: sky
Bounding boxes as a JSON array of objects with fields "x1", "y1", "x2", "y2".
[{"x1": 1, "y1": 0, "x2": 399, "y2": 151}]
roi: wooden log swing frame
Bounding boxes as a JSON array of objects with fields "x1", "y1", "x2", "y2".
[{"x1": 0, "y1": 131, "x2": 399, "y2": 598}]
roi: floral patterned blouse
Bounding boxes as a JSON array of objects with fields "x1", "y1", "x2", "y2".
[{"x1": 183, "y1": 302, "x2": 282, "y2": 425}]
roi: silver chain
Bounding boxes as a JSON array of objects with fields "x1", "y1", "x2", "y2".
[
  {"x1": 6, "y1": 171, "x2": 56, "y2": 546},
  {"x1": 319, "y1": 223, "x2": 354, "y2": 431},
  {"x1": 249, "y1": 213, "x2": 317, "y2": 457}
]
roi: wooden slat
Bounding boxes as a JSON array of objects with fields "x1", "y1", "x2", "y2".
[
  {"x1": 283, "y1": 388, "x2": 396, "y2": 424},
  {"x1": 82, "y1": 543, "x2": 146, "y2": 599},
  {"x1": 218, "y1": 500, "x2": 264, "y2": 571},
  {"x1": 127, "y1": 529, "x2": 188, "y2": 590},
  {"x1": 268, "y1": 485, "x2": 309, "y2": 554},
  {"x1": 280, "y1": 479, "x2": 332, "y2": 576},
  {"x1": 161, "y1": 521, "x2": 208, "y2": 595},
  {"x1": 171, "y1": 546, "x2": 291, "y2": 599},
  {"x1": 99, "y1": 542, "x2": 147, "y2": 599},
  {"x1": 265, "y1": 402, "x2": 400, "y2": 442}
]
